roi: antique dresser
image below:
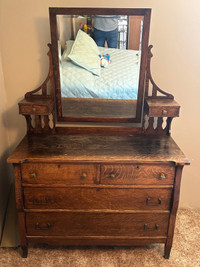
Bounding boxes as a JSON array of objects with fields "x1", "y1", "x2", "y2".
[{"x1": 8, "y1": 8, "x2": 189, "y2": 258}]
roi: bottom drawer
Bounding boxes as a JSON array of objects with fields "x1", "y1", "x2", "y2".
[{"x1": 26, "y1": 212, "x2": 169, "y2": 237}]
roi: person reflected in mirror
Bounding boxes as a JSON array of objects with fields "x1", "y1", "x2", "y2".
[{"x1": 93, "y1": 15, "x2": 119, "y2": 48}]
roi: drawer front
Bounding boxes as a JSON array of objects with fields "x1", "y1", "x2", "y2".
[
  {"x1": 101, "y1": 164, "x2": 175, "y2": 185},
  {"x1": 19, "y1": 104, "x2": 50, "y2": 115},
  {"x1": 21, "y1": 163, "x2": 97, "y2": 184},
  {"x1": 149, "y1": 106, "x2": 180, "y2": 117},
  {"x1": 24, "y1": 187, "x2": 172, "y2": 210},
  {"x1": 26, "y1": 212, "x2": 169, "y2": 237}
]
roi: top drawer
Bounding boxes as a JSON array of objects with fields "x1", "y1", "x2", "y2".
[
  {"x1": 100, "y1": 164, "x2": 175, "y2": 185},
  {"x1": 21, "y1": 163, "x2": 97, "y2": 184}
]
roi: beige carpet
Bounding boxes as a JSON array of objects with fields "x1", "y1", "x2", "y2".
[{"x1": 0, "y1": 209, "x2": 200, "y2": 267}]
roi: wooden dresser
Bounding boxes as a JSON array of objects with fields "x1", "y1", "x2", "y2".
[
  {"x1": 7, "y1": 7, "x2": 189, "y2": 259},
  {"x1": 8, "y1": 134, "x2": 189, "y2": 258}
]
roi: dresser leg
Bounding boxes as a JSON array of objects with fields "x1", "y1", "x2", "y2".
[
  {"x1": 20, "y1": 246, "x2": 28, "y2": 258},
  {"x1": 164, "y1": 240, "x2": 172, "y2": 259}
]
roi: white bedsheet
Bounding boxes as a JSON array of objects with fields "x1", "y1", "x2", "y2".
[{"x1": 60, "y1": 46, "x2": 141, "y2": 99}]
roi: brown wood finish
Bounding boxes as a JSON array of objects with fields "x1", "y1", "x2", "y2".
[
  {"x1": 145, "y1": 99, "x2": 180, "y2": 117},
  {"x1": 8, "y1": 7, "x2": 189, "y2": 260},
  {"x1": 13, "y1": 165, "x2": 27, "y2": 257},
  {"x1": 7, "y1": 134, "x2": 189, "y2": 165},
  {"x1": 23, "y1": 187, "x2": 172, "y2": 210},
  {"x1": 144, "y1": 45, "x2": 174, "y2": 100},
  {"x1": 8, "y1": 133, "x2": 189, "y2": 259},
  {"x1": 21, "y1": 163, "x2": 97, "y2": 184},
  {"x1": 56, "y1": 126, "x2": 143, "y2": 135},
  {"x1": 17, "y1": 44, "x2": 56, "y2": 135},
  {"x1": 26, "y1": 236, "x2": 167, "y2": 246},
  {"x1": 26, "y1": 212, "x2": 169, "y2": 236},
  {"x1": 144, "y1": 99, "x2": 180, "y2": 118},
  {"x1": 19, "y1": 98, "x2": 54, "y2": 116},
  {"x1": 100, "y1": 164, "x2": 175, "y2": 185},
  {"x1": 164, "y1": 165, "x2": 183, "y2": 259},
  {"x1": 61, "y1": 98, "x2": 137, "y2": 123}
]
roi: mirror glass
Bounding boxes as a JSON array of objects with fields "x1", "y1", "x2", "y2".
[{"x1": 49, "y1": 9, "x2": 151, "y2": 123}]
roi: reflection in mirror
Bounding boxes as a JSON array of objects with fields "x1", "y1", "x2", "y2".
[{"x1": 56, "y1": 14, "x2": 144, "y2": 120}]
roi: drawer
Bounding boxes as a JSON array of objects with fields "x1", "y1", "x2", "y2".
[
  {"x1": 19, "y1": 104, "x2": 50, "y2": 115},
  {"x1": 18, "y1": 99, "x2": 54, "y2": 115},
  {"x1": 144, "y1": 99, "x2": 180, "y2": 117},
  {"x1": 21, "y1": 163, "x2": 97, "y2": 184},
  {"x1": 148, "y1": 106, "x2": 180, "y2": 117},
  {"x1": 24, "y1": 187, "x2": 172, "y2": 210},
  {"x1": 26, "y1": 212, "x2": 169, "y2": 237},
  {"x1": 100, "y1": 164, "x2": 175, "y2": 185}
]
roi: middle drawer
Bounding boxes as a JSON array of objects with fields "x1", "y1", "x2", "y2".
[{"x1": 24, "y1": 187, "x2": 172, "y2": 210}]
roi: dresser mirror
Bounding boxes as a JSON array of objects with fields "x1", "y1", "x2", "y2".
[{"x1": 49, "y1": 8, "x2": 151, "y2": 123}]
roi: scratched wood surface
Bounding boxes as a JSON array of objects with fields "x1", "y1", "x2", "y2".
[{"x1": 8, "y1": 134, "x2": 189, "y2": 165}]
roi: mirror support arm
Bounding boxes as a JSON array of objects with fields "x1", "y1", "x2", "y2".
[
  {"x1": 25, "y1": 44, "x2": 55, "y2": 100},
  {"x1": 145, "y1": 45, "x2": 174, "y2": 99},
  {"x1": 18, "y1": 44, "x2": 56, "y2": 134},
  {"x1": 142, "y1": 46, "x2": 180, "y2": 136}
]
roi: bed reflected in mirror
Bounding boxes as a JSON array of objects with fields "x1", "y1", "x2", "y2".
[
  {"x1": 49, "y1": 8, "x2": 151, "y2": 123},
  {"x1": 57, "y1": 15, "x2": 143, "y2": 120}
]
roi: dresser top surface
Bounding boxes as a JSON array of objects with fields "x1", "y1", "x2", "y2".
[{"x1": 7, "y1": 134, "x2": 189, "y2": 165}]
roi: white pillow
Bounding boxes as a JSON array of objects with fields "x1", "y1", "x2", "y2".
[
  {"x1": 62, "y1": 40, "x2": 74, "y2": 61},
  {"x1": 68, "y1": 30, "x2": 101, "y2": 76}
]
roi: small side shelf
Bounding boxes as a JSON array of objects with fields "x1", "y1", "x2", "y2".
[
  {"x1": 143, "y1": 99, "x2": 180, "y2": 135},
  {"x1": 18, "y1": 98, "x2": 55, "y2": 134},
  {"x1": 144, "y1": 99, "x2": 180, "y2": 118},
  {"x1": 19, "y1": 98, "x2": 54, "y2": 116}
]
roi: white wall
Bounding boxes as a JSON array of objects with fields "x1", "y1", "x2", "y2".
[{"x1": 0, "y1": 0, "x2": 199, "y2": 229}]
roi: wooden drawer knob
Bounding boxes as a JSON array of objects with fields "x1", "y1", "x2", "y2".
[
  {"x1": 159, "y1": 173, "x2": 166, "y2": 180},
  {"x1": 30, "y1": 172, "x2": 36, "y2": 178},
  {"x1": 32, "y1": 108, "x2": 36, "y2": 112},
  {"x1": 81, "y1": 173, "x2": 87, "y2": 179}
]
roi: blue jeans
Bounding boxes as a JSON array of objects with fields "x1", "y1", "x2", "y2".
[{"x1": 93, "y1": 28, "x2": 118, "y2": 48}]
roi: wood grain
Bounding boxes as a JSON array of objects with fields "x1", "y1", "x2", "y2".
[
  {"x1": 26, "y1": 212, "x2": 169, "y2": 237},
  {"x1": 21, "y1": 163, "x2": 97, "y2": 184},
  {"x1": 100, "y1": 164, "x2": 175, "y2": 185},
  {"x1": 7, "y1": 134, "x2": 190, "y2": 165},
  {"x1": 164, "y1": 165, "x2": 183, "y2": 258},
  {"x1": 27, "y1": 236, "x2": 167, "y2": 246},
  {"x1": 19, "y1": 98, "x2": 54, "y2": 116},
  {"x1": 61, "y1": 98, "x2": 137, "y2": 123},
  {"x1": 24, "y1": 187, "x2": 172, "y2": 210}
]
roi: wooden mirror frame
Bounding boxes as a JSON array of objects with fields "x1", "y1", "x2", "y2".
[
  {"x1": 49, "y1": 8, "x2": 151, "y2": 123},
  {"x1": 18, "y1": 7, "x2": 180, "y2": 136}
]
